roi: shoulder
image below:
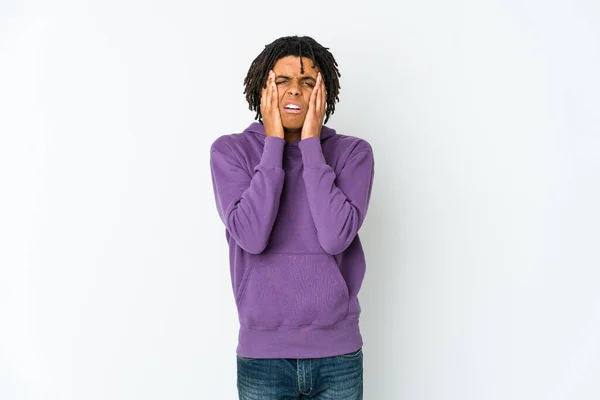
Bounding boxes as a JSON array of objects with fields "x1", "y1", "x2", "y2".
[
  {"x1": 209, "y1": 134, "x2": 247, "y2": 171},
  {"x1": 337, "y1": 134, "x2": 372, "y2": 152},
  {"x1": 210, "y1": 133, "x2": 240, "y2": 155},
  {"x1": 210, "y1": 131, "x2": 258, "y2": 157},
  {"x1": 328, "y1": 132, "x2": 374, "y2": 161}
]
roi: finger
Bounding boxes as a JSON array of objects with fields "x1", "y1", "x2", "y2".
[
  {"x1": 270, "y1": 72, "x2": 278, "y2": 110},
  {"x1": 315, "y1": 72, "x2": 324, "y2": 115},
  {"x1": 320, "y1": 74, "x2": 326, "y2": 116},
  {"x1": 266, "y1": 71, "x2": 273, "y2": 109},
  {"x1": 309, "y1": 75, "x2": 319, "y2": 112},
  {"x1": 261, "y1": 73, "x2": 270, "y2": 112}
]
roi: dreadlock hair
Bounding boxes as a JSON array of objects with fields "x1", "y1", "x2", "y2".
[{"x1": 243, "y1": 35, "x2": 341, "y2": 124}]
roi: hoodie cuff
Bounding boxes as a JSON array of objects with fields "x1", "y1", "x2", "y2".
[
  {"x1": 299, "y1": 136, "x2": 326, "y2": 168},
  {"x1": 259, "y1": 136, "x2": 285, "y2": 169}
]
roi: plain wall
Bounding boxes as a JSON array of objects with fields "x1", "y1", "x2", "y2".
[{"x1": 1, "y1": 0, "x2": 599, "y2": 399}]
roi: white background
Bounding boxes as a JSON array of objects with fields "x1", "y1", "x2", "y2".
[{"x1": 1, "y1": 0, "x2": 599, "y2": 399}]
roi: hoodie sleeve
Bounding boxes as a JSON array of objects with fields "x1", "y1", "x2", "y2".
[
  {"x1": 298, "y1": 136, "x2": 375, "y2": 255},
  {"x1": 210, "y1": 136, "x2": 286, "y2": 254}
]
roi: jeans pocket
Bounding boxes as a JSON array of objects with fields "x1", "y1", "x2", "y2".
[
  {"x1": 236, "y1": 355, "x2": 257, "y2": 361},
  {"x1": 336, "y1": 347, "x2": 363, "y2": 360}
]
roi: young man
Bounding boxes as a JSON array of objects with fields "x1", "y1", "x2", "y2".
[{"x1": 210, "y1": 35, "x2": 375, "y2": 399}]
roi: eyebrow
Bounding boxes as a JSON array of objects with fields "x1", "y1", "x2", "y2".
[{"x1": 276, "y1": 75, "x2": 317, "y2": 82}]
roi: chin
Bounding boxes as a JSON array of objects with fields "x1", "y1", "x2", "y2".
[{"x1": 282, "y1": 118, "x2": 305, "y2": 131}]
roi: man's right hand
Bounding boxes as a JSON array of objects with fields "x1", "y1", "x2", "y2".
[{"x1": 260, "y1": 70, "x2": 285, "y2": 139}]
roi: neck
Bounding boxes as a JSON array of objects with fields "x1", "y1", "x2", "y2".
[{"x1": 284, "y1": 127, "x2": 302, "y2": 144}]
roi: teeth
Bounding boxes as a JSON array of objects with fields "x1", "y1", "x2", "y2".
[{"x1": 285, "y1": 104, "x2": 300, "y2": 109}]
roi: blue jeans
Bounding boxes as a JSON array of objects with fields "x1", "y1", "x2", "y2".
[{"x1": 237, "y1": 348, "x2": 363, "y2": 399}]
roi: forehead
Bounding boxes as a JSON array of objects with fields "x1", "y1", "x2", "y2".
[{"x1": 272, "y1": 56, "x2": 318, "y2": 77}]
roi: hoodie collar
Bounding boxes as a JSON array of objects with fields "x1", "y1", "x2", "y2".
[{"x1": 244, "y1": 121, "x2": 336, "y2": 146}]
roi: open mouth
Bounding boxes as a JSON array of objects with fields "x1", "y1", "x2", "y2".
[{"x1": 283, "y1": 102, "x2": 302, "y2": 114}]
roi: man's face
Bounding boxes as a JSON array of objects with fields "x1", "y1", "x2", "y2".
[{"x1": 271, "y1": 56, "x2": 319, "y2": 131}]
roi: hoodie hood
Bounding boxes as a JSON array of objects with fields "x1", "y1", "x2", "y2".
[{"x1": 243, "y1": 121, "x2": 336, "y2": 146}]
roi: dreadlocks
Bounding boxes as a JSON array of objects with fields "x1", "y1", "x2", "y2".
[{"x1": 243, "y1": 35, "x2": 341, "y2": 124}]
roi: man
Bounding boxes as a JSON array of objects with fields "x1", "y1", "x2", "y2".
[{"x1": 210, "y1": 35, "x2": 375, "y2": 399}]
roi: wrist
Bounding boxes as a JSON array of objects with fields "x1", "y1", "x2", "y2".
[
  {"x1": 301, "y1": 124, "x2": 323, "y2": 140},
  {"x1": 301, "y1": 132, "x2": 319, "y2": 140},
  {"x1": 265, "y1": 129, "x2": 284, "y2": 139},
  {"x1": 298, "y1": 136, "x2": 326, "y2": 166}
]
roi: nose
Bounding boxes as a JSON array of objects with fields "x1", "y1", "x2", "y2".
[{"x1": 287, "y1": 81, "x2": 301, "y2": 96}]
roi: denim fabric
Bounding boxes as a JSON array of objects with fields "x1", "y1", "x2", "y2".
[{"x1": 237, "y1": 348, "x2": 363, "y2": 399}]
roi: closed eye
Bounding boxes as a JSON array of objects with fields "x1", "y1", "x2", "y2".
[
  {"x1": 275, "y1": 76, "x2": 316, "y2": 87},
  {"x1": 276, "y1": 81, "x2": 314, "y2": 89}
]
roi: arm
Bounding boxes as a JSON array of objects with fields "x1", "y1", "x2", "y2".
[
  {"x1": 210, "y1": 136, "x2": 285, "y2": 254},
  {"x1": 299, "y1": 137, "x2": 375, "y2": 255}
]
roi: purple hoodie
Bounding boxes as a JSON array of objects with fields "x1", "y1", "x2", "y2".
[{"x1": 209, "y1": 121, "x2": 375, "y2": 359}]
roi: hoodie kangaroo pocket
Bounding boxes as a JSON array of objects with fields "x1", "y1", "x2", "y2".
[{"x1": 238, "y1": 253, "x2": 350, "y2": 328}]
